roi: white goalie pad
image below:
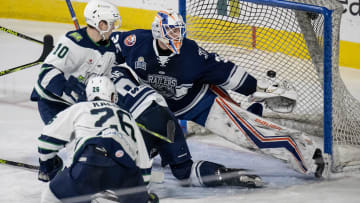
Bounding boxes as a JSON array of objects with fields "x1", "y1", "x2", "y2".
[
  {"x1": 204, "y1": 97, "x2": 322, "y2": 175},
  {"x1": 249, "y1": 78, "x2": 297, "y2": 113}
]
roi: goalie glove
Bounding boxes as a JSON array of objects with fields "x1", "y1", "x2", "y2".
[
  {"x1": 38, "y1": 155, "x2": 63, "y2": 182},
  {"x1": 249, "y1": 70, "x2": 297, "y2": 113}
]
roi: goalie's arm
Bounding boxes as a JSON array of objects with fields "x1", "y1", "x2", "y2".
[{"x1": 196, "y1": 48, "x2": 257, "y2": 96}]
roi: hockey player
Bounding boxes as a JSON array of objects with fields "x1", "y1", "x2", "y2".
[
  {"x1": 30, "y1": 0, "x2": 123, "y2": 124},
  {"x1": 110, "y1": 9, "x2": 325, "y2": 178},
  {"x1": 111, "y1": 65, "x2": 264, "y2": 188},
  {"x1": 38, "y1": 76, "x2": 157, "y2": 203},
  {"x1": 29, "y1": 0, "x2": 262, "y2": 189}
]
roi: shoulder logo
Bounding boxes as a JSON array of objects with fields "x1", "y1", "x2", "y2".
[
  {"x1": 69, "y1": 32, "x2": 83, "y2": 42},
  {"x1": 124, "y1": 34, "x2": 136, "y2": 46}
]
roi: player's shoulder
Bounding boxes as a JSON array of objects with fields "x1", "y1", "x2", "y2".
[
  {"x1": 183, "y1": 37, "x2": 198, "y2": 45},
  {"x1": 181, "y1": 37, "x2": 207, "y2": 58},
  {"x1": 182, "y1": 38, "x2": 201, "y2": 53},
  {"x1": 121, "y1": 29, "x2": 152, "y2": 38},
  {"x1": 112, "y1": 29, "x2": 152, "y2": 46},
  {"x1": 64, "y1": 28, "x2": 88, "y2": 45}
]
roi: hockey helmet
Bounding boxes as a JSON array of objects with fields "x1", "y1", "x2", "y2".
[
  {"x1": 84, "y1": 0, "x2": 121, "y2": 38},
  {"x1": 86, "y1": 76, "x2": 118, "y2": 103},
  {"x1": 152, "y1": 9, "x2": 186, "y2": 54}
]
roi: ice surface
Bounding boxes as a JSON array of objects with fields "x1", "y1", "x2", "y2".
[{"x1": 0, "y1": 19, "x2": 360, "y2": 203}]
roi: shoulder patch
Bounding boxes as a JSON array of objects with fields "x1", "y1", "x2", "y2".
[
  {"x1": 124, "y1": 34, "x2": 136, "y2": 46},
  {"x1": 69, "y1": 32, "x2": 83, "y2": 42}
]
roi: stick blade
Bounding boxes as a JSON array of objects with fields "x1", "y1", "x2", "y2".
[{"x1": 38, "y1": 34, "x2": 54, "y2": 62}]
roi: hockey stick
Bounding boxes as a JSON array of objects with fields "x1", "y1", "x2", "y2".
[
  {"x1": 0, "y1": 158, "x2": 39, "y2": 170},
  {"x1": 0, "y1": 26, "x2": 44, "y2": 45},
  {"x1": 65, "y1": 0, "x2": 80, "y2": 30},
  {"x1": 137, "y1": 123, "x2": 173, "y2": 143},
  {"x1": 0, "y1": 157, "x2": 164, "y2": 183},
  {"x1": 0, "y1": 34, "x2": 54, "y2": 77}
]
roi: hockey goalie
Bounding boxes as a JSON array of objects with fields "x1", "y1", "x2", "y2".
[{"x1": 110, "y1": 8, "x2": 326, "y2": 179}]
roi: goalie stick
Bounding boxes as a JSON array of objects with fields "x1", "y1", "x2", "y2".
[{"x1": 0, "y1": 34, "x2": 54, "y2": 77}]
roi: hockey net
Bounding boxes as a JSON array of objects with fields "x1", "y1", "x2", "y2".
[{"x1": 183, "y1": 0, "x2": 360, "y2": 172}]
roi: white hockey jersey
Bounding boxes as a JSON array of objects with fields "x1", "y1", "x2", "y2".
[
  {"x1": 45, "y1": 31, "x2": 118, "y2": 82},
  {"x1": 32, "y1": 28, "x2": 123, "y2": 105},
  {"x1": 38, "y1": 100, "x2": 152, "y2": 181}
]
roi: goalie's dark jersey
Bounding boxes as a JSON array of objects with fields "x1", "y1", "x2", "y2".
[{"x1": 111, "y1": 30, "x2": 256, "y2": 116}]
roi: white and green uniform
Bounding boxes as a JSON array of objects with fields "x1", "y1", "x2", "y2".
[
  {"x1": 38, "y1": 100, "x2": 152, "y2": 181},
  {"x1": 31, "y1": 28, "x2": 123, "y2": 123}
]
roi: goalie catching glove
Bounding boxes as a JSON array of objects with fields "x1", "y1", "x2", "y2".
[{"x1": 249, "y1": 70, "x2": 297, "y2": 113}]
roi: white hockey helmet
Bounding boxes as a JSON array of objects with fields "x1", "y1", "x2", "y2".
[
  {"x1": 151, "y1": 9, "x2": 186, "y2": 54},
  {"x1": 86, "y1": 76, "x2": 118, "y2": 103},
  {"x1": 84, "y1": 0, "x2": 121, "y2": 38}
]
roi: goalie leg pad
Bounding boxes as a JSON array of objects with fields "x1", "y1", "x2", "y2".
[
  {"x1": 246, "y1": 102, "x2": 263, "y2": 116},
  {"x1": 205, "y1": 97, "x2": 320, "y2": 175}
]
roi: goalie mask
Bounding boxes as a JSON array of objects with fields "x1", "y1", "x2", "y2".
[
  {"x1": 152, "y1": 9, "x2": 186, "y2": 54},
  {"x1": 84, "y1": 0, "x2": 121, "y2": 39},
  {"x1": 86, "y1": 76, "x2": 118, "y2": 103}
]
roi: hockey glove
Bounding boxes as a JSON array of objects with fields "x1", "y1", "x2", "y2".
[
  {"x1": 38, "y1": 155, "x2": 63, "y2": 182},
  {"x1": 64, "y1": 75, "x2": 86, "y2": 102},
  {"x1": 249, "y1": 70, "x2": 297, "y2": 113},
  {"x1": 148, "y1": 192, "x2": 159, "y2": 203}
]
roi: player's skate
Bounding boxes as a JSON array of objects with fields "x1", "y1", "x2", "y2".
[{"x1": 214, "y1": 167, "x2": 264, "y2": 188}]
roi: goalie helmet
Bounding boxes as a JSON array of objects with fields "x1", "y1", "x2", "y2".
[
  {"x1": 151, "y1": 9, "x2": 186, "y2": 54},
  {"x1": 86, "y1": 76, "x2": 118, "y2": 103},
  {"x1": 84, "y1": 0, "x2": 121, "y2": 38}
]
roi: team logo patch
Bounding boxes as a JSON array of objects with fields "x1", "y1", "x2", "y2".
[
  {"x1": 124, "y1": 34, "x2": 136, "y2": 46},
  {"x1": 135, "y1": 57, "x2": 147, "y2": 70},
  {"x1": 115, "y1": 150, "x2": 124, "y2": 158}
]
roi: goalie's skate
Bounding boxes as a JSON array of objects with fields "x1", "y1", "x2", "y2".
[
  {"x1": 312, "y1": 148, "x2": 325, "y2": 178},
  {"x1": 216, "y1": 167, "x2": 264, "y2": 188}
]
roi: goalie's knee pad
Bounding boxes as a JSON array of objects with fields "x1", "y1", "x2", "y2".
[{"x1": 170, "y1": 159, "x2": 194, "y2": 180}]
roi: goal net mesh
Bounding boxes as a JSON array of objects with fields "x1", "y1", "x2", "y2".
[{"x1": 184, "y1": 0, "x2": 360, "y2": 171}]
